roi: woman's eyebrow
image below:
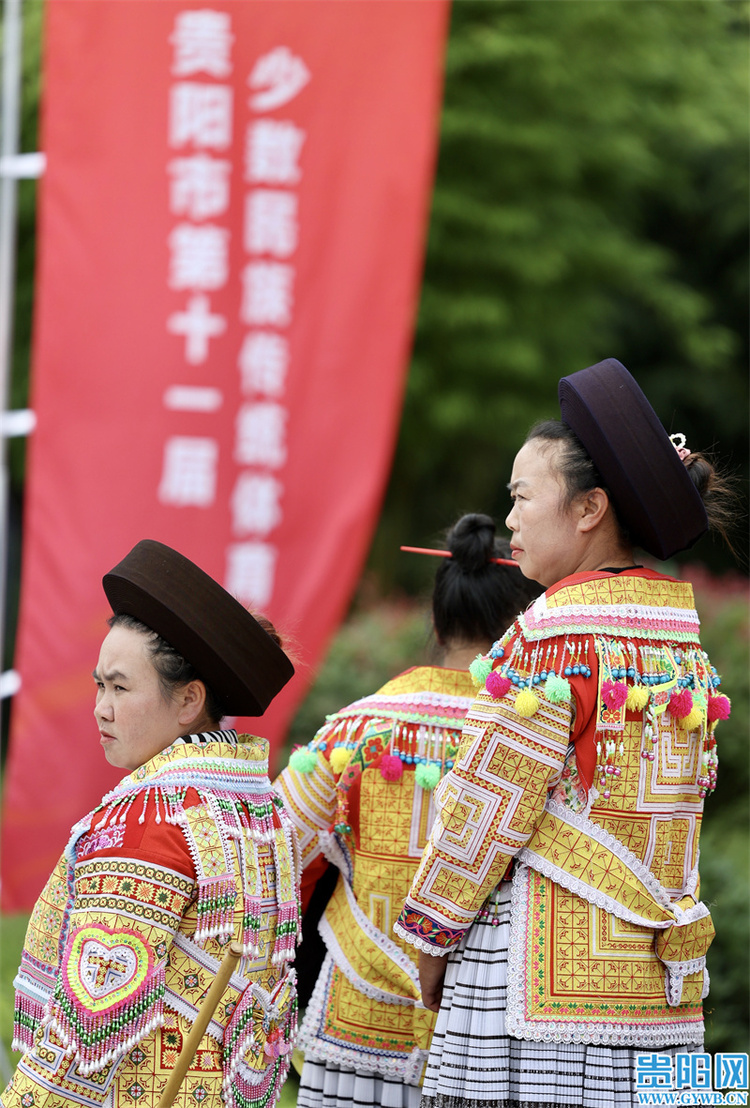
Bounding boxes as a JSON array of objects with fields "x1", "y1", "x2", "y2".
[{"x1": 92, "y1": 668, "x2": 127, "y2": 682}]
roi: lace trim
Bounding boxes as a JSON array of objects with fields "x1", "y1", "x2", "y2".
[
  {"x1": 523, "y1": 797, "x2": 676, "y2": 914},
  {"x1": 521, "y1": 599, "x2": 701, "y2": 643},
  {"x1": 298, "y1": 955, "x2": 427, "y2": 1084},
  {"x1": 164, "y1": 986, "x2": 225, "y2": 1044},
  {"x1": 505, "y1": 864, "x2": 704, "y2": 1047},
  {"x1": 391, "y1": 921, "x2": 452, "y2": 956},
  {"x1": 318, "y1": 828, "x2": 354, "y2": 887},
  {"x1": 664, "y1": 965, "x2": 711, "y2": 1008},
  {"x1": 319, "y1": 918, "x2": 415, "y2": 1006},
  {"x1": 317, "y1": 868, "x2": 419, "y2": 996}
]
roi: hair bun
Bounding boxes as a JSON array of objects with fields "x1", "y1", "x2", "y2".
[{"x1": 446, "y1": 513, "x2": 497, "y2": 573}]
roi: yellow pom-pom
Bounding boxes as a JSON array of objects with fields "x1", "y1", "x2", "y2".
[
  {"x1": 330, "y1": 746, "x2": 351, "y2": 775},
  {"x1": 683, "y1": 706, "x2": 704, "y2": 732},
  {"x1": 626, "y1": 685, "x2": 650, "y2": 712},
  {"x1": 514, "y1": 688, "x2": 540, "y2": 718}
]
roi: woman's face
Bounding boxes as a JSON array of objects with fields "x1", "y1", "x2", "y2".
[
  {"x1": 93, "y1": 624, "x2": 186, "y2": 772},
  {"x1": 505, "y1": 439, "x2": 586, "y2": 588}
]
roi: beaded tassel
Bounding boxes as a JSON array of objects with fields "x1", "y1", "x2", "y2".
[
  {"x1": 194, "y1": 875, "x2": 238, "y2": 944},
  {"x1": 44, "y1": 961, "x2": 166, "y2": 1076},
  {"x1": 270, "y1": 824, "x2": 299, "y2": 967},
  {"x1": 222, "y1": 975, "x2": 297, "y2": 1108},
  {"x1": 12, "y1": 992, "x2": 45, "y2": 1053}
]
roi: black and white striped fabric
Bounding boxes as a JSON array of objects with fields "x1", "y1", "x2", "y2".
[
  {"x1": 175, "y1": 728, "x2": 238, "y2": 746},
  {"x1": 297, "y1": 1059, "x2": 422, "y2": 1108},
  {"x1": 420, "y1": 881, "x2": 698, "y2": 1108}
]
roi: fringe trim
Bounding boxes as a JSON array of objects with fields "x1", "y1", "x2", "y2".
[
  {"x1": 222, "y1": 970, "x2": 297, "y2": 1108},
  {"x1": 12, "y1": 992, "x2": 45, "y2": 1053},
  {"x1": 44, "y1": 961, "x2": 166, "y2": 1076}
]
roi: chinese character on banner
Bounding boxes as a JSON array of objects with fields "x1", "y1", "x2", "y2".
[
  {"x1": 226, "y1": 542, "x2": 277, "y2": 608},
  {"x1": 170, "y1": 83, "x2": 233, "y2": 148},
  {"x1": 1, "y1": 0, "x2": 451, "y2": 913},
  {"x1": 169, "y1": 155, "x2": 232, "y2": 219},
  {"x1": 238, "y1": 332, "x2": 289, "y2": 396},
  {"x1": 170, "y1": 10, "x2": 234, "y2": 77},
  {"x1": 158, "y1": 437, "x2": 218, "y2": 507}
]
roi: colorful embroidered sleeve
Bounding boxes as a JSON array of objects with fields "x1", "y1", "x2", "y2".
[
  {"x1": 394, "y1": 668, "x2": 573, "y2": 953},
  {"x1": 275, "y1": 749, "x2": 337, "y2": 911}
]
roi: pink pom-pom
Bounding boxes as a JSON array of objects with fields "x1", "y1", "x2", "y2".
[
  {"x1": 380, "y1": 754, "x2": 404, "y2": 781},
  {"x1": 668, "y1": 688, "x2": 694, "y2": 720},
  {"x1": 486, "y1": 671, "x2": 511, "y2": 700},
  {"x1": 602, "y1": 680, "x2": 628, "y2": 710},
  {"x1": 707, "y1": 694, "x2": 731, "y2": 722}
]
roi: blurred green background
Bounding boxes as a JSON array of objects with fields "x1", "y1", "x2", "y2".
[{"x1": 1, "y1": 0, "x2": 748, "y2": 1094}]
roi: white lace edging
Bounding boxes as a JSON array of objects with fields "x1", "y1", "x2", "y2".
[
  {"x1": 664, "y1": 962, "x2": 710, "y2": 1007},
  {"x1": 391, "y1": 920, "x2": 454, "y2": 956},
  {"x1": 164, "y1": 987, "x2": 224, "y2": 1044},
  {"x1": 505, "y1": 864, "x2": 704, "y2": 1047},
  {"x1": 319, "y1": 917, "x2": 416, "y2": 1006},
  {"x1": 518, "y1": 846, "x2": 668, "y2": 932},
  {"x1": 298, "y1": 954, "x2": 427, "y2": 1085}
]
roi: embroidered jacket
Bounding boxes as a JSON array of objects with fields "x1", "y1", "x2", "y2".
[
  {"x1": 275, "y1": 666, "x2": 476, "y2": 1085},
  {"x1": 2, "y1": 733, "x2": 300, "y2": 1108},
  {"x1": 395, "y1": 570, "x2": 725, "y2": 1048}
]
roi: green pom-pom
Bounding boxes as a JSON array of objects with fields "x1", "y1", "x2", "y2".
[
  {"x1": 289, "y1": 747, "x2": 318, "y2": 774},
  {"x1": 545, "y1": 673, "x2": 572, "y2": 704},
  {"x1": 415, "y1": 761, "x2": 442, "y2": 791},
  {"x1": 469, "y1": 654, "x2": 492, "y2": 689}
]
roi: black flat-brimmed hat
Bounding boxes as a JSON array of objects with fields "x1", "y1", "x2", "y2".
[
  {"x1": 103, "y1": 540, "x2": 294, "y2": 715},
  {"x1": 558, "y1": 358, "x2": 708, "y2": 560}
]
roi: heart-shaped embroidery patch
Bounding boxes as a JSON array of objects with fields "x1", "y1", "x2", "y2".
[{"x1": 63, "y1": 925, "x2": 153, "y2": 1013}]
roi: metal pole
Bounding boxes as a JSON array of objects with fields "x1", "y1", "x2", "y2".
[{"x1": 0, "y1": 0, "x2": 24, "y2": 734}]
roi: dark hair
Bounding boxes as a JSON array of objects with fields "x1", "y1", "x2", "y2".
[
  {"x1": 106, "y1": 612, "x2": 226, "y2": 725},
  {"x1": 525, "y1": 420, "x2": 606, "y2": 506},
  {"x1": 682, "y1": 452, "x2": 741, "y2": 553},
  {"x1": 432, "y1": 513, "x2": 542, "y2": 645},
  {"x1": 525, "y1": 419, "x2": 739, "y2": 551}
]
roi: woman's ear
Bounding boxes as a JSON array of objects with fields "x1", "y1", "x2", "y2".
[
  {"x1": 577, "y1": 487, "x2": 610, "y2": 533},
  {"x1": 177, "y1": 680, "x2": 208, "y2": 727}
]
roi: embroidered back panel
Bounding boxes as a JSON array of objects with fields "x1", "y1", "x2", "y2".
[
  {"x1": 395, "y1": 572, "x2": 725, "y2": 1045},
  {"x1": 279, "y1": 667, "x2": 476, "y2": 1082}
]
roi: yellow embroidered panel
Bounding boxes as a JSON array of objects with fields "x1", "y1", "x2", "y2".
[{"x1": 507, "y1": 868, "x2": 705, "y2": 1044}]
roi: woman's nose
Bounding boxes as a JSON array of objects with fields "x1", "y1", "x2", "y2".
[
  {"x1": 505, "y1": 504, "x2": 517, "y2": 531},
  {"x1": 95, "y1": 693, "x2": 114, "y2": 721}
]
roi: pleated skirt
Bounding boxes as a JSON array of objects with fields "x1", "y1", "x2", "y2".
[
  {"x1": 297, "y1": 1059, "x2": 422, "y2": 1108},
  {"x1": 420, "y1": 881, "x2": 700, "y2": 1108}
]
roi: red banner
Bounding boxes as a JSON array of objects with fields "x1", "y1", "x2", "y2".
[{"x1": 1, "y1": 0, "x2": 448, "y2": 910}]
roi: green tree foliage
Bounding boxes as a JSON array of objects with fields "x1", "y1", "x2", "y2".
[{"x1": 372, "y1": 0, "x2": 749, "y2": 589}]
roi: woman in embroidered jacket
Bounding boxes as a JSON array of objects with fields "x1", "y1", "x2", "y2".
[
  {"x1": 2, "y1": 540, "x2": 300, "y2": 1108},
  {"x1": 275, "y1": 514, "x2": 542, "y2": 1108},
  {"x1": 394, "y1": 359, "x2": 736, "y2": 1108}
]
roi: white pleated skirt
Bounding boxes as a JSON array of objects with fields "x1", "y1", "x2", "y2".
[
  {"x1": 420, "y1": 881, "x2": 700, "y2": 1108},
  {"x1": 297, "y1": 1059, "x2": 422, "y2": 1108}
]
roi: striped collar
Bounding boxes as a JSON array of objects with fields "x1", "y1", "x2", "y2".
[{"x1": 174, "y1": 728, "x2": 238, "y2": 747}]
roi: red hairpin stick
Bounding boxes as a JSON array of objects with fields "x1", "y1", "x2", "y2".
[{"x1": 400, "y1": 545, "x2": 520, "y2": 567}]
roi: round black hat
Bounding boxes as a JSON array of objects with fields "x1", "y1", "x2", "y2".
[
  {"x1": 558, "y1": 358, "x2": 708, "y2": 560},
  {"x1": 103, "y1": 540, "x2": 294, "y2": 715}
]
